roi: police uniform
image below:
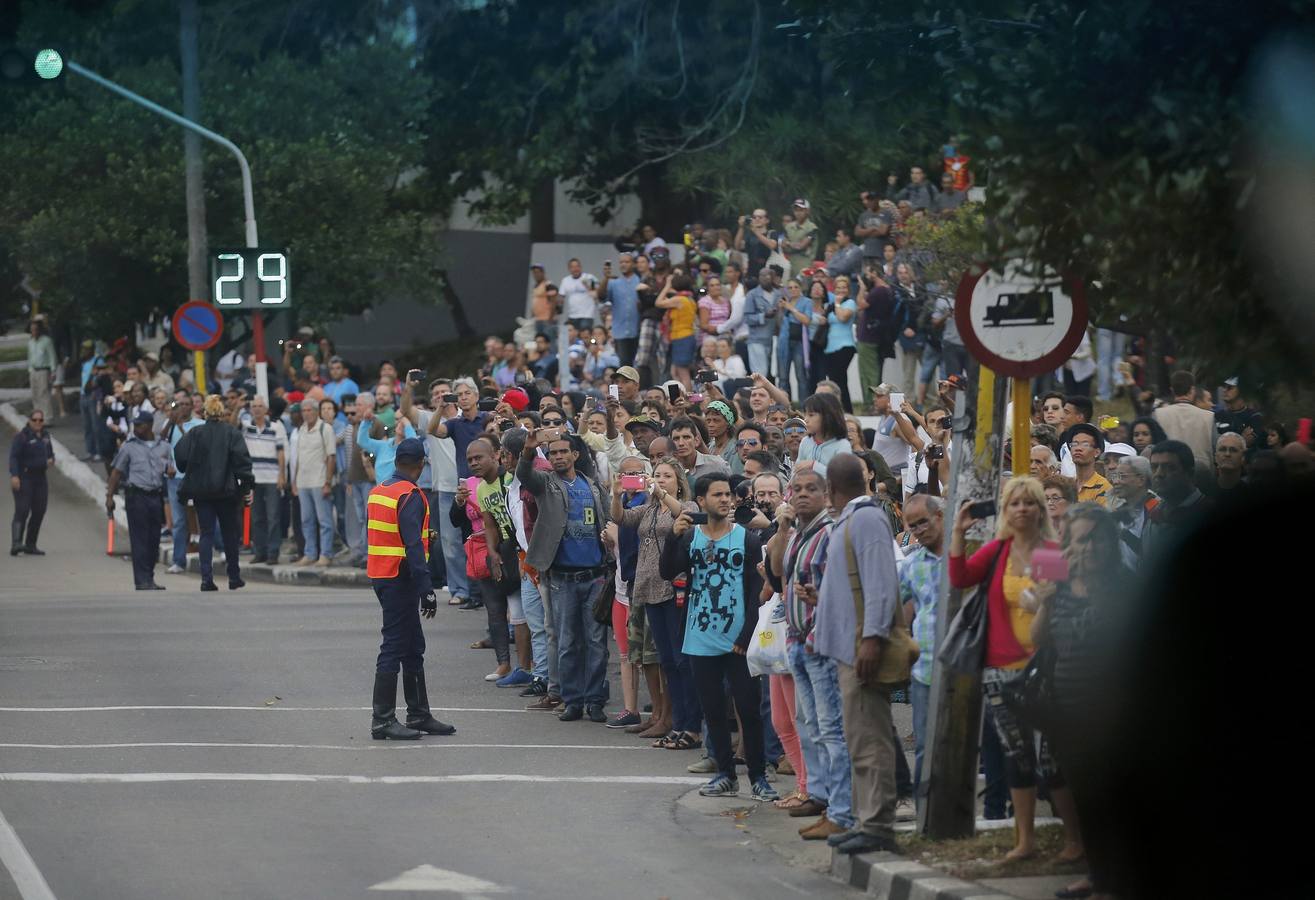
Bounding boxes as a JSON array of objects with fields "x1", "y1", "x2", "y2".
[
  {"x1": 9, "y1": 419, "x2": 53, "y2": 555},
  {"x1": 366, "y1": 438, "x2": 455, "y2": 739},
  {"x1": 111, "y1": 412, "x2": 170, "y2": 589}
]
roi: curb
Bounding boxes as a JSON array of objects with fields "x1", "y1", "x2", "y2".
[
  {"x1": 157, "y1": 546, "x2": 372, "y2": 588},
  {"x1": 1, "y1": 401, "x2": 128, "y2": 532},
  {"x1": 829, "y1": 849, "x2": 1015, "y2": 899}
]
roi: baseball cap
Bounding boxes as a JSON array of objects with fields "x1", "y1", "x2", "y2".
[
  {"x1": 500, "y1": 388, "x2": 530, "y2": 412},
  {"x1": 143, "y1": 351, "x2": 159, "y2": 362},
  {"x1": 1223, "y1": 376, "x2": 1240, "y2": 388},
  {"x1": 615, "y1": 366, "x2": 641, "y2": 383},
  {"x1": 625, "y1": 414, "x2": 661, "y2": 433},
  {"x1": 296, "y1": 326, "x2": 315, "y2": 337},
  {"x1": 872, "y1": 382, "x2": 897, "y2": 396},
  {"x1": 793, "y1": 198, "x2": 810, "y2": 210},
  {"x1": 134, "y1": 410, "x2": 154, "y2": 425},
  {"x1": 529, "y1": 262, "x2": 544, "y2": 270},
  {"x1": 1103, "y1": 442, "x2": 1136, "y2": 459},
  {"x1": 394, "y1": 437, "x2": 426, "y2": 463},
  {"x1": 784, "y1": 417, "x2": 806, "y2": 431},
  {"x1": 1067, "y1": 422, "x2": 1106, "y2": 451}
]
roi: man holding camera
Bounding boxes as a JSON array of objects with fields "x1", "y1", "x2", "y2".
[
  {"x1": 735, "y1": 209, "x2": 780, "y2": 287},
  {"x1": 430, "y1": 378, "x2": 491, "y2": 480}
]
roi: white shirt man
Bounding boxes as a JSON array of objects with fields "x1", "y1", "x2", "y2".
[{"x1": 559, "y1": 258, "x2": 600, "y2": 325}]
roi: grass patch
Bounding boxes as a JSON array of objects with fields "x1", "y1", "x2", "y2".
[
  {"x1": 0, "y1": 368, "x2": 29, "y2": 389},
  {"x1": 0, "y1": 344, "x2": 27, "y2": 364},
  {"x1": 897, "y1": 824, "x2": 1086, "y2": 880}
]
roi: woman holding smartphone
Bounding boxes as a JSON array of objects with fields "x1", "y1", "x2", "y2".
[
  {"x1": 948, "y1": 476, "x2": 1083, "y2": 865},
  {"x1": 614, "y1": 457, "x2": 702, "y2": 750}
]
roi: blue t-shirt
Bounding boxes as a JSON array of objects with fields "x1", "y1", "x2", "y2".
[
  {"x1": 323, "y1": 377, "x2": 360, "y2": 406},
  {"x1": 606, "y1": 274, "x2": 642, "y2": 340},
  {"x1": 553, "y1": 474, "x2": 603, "y2": 569},
  {"x1": 443, "y1": 412, "x2": 492, "y2": 478},
  {"x1": 682, "y1": 525, "x2": 748, "y2": 657},
  {"x1": 824, "y1": 298, "x2": 858, "y2": 354}
]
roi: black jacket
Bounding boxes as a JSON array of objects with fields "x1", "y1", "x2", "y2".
[
  {"x1": 9, "y1": 426, "x2": 53, "y2": 477},
  {"x1": 174, "y1": 420, "x2": 254, "y2": 501}
]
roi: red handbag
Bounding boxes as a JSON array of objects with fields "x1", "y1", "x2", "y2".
[{"x1": 465, "y1": 532, "x2": 491, "y2": 580}]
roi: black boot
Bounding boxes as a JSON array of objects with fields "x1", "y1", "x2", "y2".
[
  {"x1": 371, "y1": 672, "x2": 422, "y2": 740},
  {"x1": 23, "y1": 518, "x2": 43, "y2": 554},
  {"x1": 402, "y1": 670, "x2": 456, "y2": 735},
  {"x1": 11, "y1": 522, "x2": 24, "y2": 556}
]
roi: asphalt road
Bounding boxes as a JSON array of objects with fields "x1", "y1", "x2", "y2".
[{"x1": 0, "y1": 450, "x2": 861, "y2": 900}]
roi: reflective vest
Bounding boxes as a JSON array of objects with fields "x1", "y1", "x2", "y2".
[{"x1": 366, "y1": 479, "x2": 430, "y2": 579}]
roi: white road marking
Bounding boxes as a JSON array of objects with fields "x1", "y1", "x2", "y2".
[
  {"x1": 0, "y1": 803, "x2": 57, "y2": 900},
  {"x1": 0, "y1": 706, "x2": 524, "y2": 714},
  {"x1": 0, "y1": 742, "x2": 652, "y2": 752},
  {"x1": 368, "y1": 864, "x2": 507, "y2": 894},
  {"x1": 0, "y1": 772, "x2": 704, "y2": 786}
]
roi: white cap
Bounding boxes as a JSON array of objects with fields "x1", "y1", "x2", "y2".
[{"x1": 1103, "y1": 442, "x2": 1137, "y2": 458}]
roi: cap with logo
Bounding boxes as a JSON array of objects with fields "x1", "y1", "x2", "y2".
[{"x1": 615, "y1": 366, "x2": 641, "y2": 383}]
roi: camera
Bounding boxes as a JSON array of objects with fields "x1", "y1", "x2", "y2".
[
  {"x1": 926, "y1": 444, "x2": 945, "y2": 460},
  {"x1": 933, "y1": 415, "x2": 952, "y2": 430},
  {"x1": 695, "y1": 369, "x2": 718, "y2": 384},
  {"x1": 442, "y1": 393, "x2": 458, "y2": 405},
  {"x1": 407, "y1": 369, "x2": 427, "y2": 384},
  {"x1": 687, "y1": 512, "x2": 709, "y2": 525},
  {"x1": 477, "y1": 398, "x2": 499, "y2": 412},
  {"x1": 968, "y1": 500, "x2": 997, "y2": 519}
]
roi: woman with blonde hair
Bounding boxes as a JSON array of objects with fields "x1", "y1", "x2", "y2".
[
  {"x1": 174, "y1": 394, "x2": 254, "y2": 591},
  {"x1": 948, "y1": 476, "x2": 1083, "y2": 864}
]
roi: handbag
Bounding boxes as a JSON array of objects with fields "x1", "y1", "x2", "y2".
[
  {"x1": 592, "y1": 564, "x2": 617, "y2": 625},
  {"x1": 938, "y1": 544, "x2": 1005, "y2": 674},
  {"x1": 464, "y1": 532, "x2": 491, "y2": 581},
  {"x1": 843, "y1": 511, "x2": 920, "y2": 687},
  {"x1": 747, "y1": 598, "x2": 791, "y2": 676},
  {"x1": 1001, "y1": 645, "x2": 1059, "y2": 734}
]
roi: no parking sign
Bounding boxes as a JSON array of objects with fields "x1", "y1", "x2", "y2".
[{"x1": 172, "y1": 301, "x2": 223, "y2": 352}]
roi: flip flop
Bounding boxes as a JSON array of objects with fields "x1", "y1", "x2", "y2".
[{"x1": 469, "y1": 639, "x2": 492, "y2": 650}]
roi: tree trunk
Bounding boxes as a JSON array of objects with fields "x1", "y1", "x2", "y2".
[
  {"x1": 433, "y1": 268, "x2": 475, "y2": 339},
  {"x1": 180, "y1": 0, "x2": 209, "y2": 300}
]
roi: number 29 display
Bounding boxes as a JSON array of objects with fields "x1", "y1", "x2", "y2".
[{"x1": 209, "y1": 248, "x2": 291, "y2": 309}]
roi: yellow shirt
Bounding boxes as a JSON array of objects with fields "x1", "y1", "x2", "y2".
[
  {"x1": 1078, "y1": 472, "x2": 1113, "y2": 506},
  {"x1": 1000, "y1": 558, "x2": 1038, "y2": 670},
  {"x1": 668, "y1": 294, "x2": 698, "y2": 341}
]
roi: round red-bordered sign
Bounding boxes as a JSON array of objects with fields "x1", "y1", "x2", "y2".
[
  {"x1": 172, "y1": 300, "x2": 224, "y2": 352},
  {"x1": 954, "y1": 264, "x2": 1087, "y2": 379}
]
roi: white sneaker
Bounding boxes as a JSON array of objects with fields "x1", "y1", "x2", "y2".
[
  {"x1": 166, "y1": 564, "x2": 185, "y2": 575},
  {"x1": 484, "y1": 671, "x2": 505, "y2": 682}
]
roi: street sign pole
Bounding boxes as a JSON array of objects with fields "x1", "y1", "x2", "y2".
[{"x1": 194, "y1": 350, "x2": 208, "y2": 393}]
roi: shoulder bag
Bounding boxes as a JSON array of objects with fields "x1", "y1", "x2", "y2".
[
  {"x1": 1002, "y1": 644, "x2": 1058, "y2": 734},
  {"x1": 843, "y1": 510, "x2": 920, "y2": 687},
  {"x1": 938, "y1": 543, "x2": 1005, "y2": 675}
]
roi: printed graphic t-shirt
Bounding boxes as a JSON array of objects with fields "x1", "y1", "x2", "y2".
[{"x1": 553, "y1": 474, "x2": 603, "y2": 569}]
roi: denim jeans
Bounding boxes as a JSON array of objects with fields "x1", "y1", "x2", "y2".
[
  {"x1": 909, "y1": 679, "x2": 930, "y2": 795},
  {"x1": 1095, "y1": 328, "x2": 1124, "y2": 401},
  {"x1": 646, "y1": 599, "x2": 702, "y2": 734},
  {"x1": 167, "y1": 479, "x2": 189, "y2": 568},
  {"x1": 79, "y1": 392, "x2": 100, "y2": 457},
  {"x1": 760, "y1": 676, "x2": 784, "y2": 764},
  {"x1": 436, "y1": 490, "x2": 469, "y2": 600},
  {"x1": 297, "y1": 488, "x2": 335, "y2": 560},
  {"x1": 747, "y1": 339, "x2": 772, "y2": 379},
  {"x1": 941, "y1": 342, "x2": 970, "y2": 381},
  {"x1": 249, "y1": 483, "x2": 282, "y2": 560},
  {"x1": 776, "y1": 340, "x2": 807, "y2": 402},
  {"x1": 346, "y1": 480, "x2": 371, "y2": 564},
  {"x1": 548, "y1": 572, "x2": 609, "y2": 707},
  {"x1": 788, "y1": 642, "x2": 854, "y2": 828},
  {"x1": 918, "y1": 343, "x2": 942, "y2": 387},
  {"x1": 519, "y1": 572, "x2": 551, "y2": 682}
]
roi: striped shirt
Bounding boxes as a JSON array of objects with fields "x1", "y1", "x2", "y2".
[
  {"x1": 241, "y1": 419, "x2": 287, "y2": 485},
  {"x1": 781, "y1": 511, "x2": 833, "y2": 644},
  {"x1": 897, "y1": 544, "x2": 942, "y2": 686}
]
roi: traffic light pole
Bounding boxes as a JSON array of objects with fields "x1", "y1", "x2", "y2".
[{"x1": 64, "y1": 59, "x2": 269, "y2": 396}]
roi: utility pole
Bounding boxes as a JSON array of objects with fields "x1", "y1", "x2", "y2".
[
  {"x1": 179, "y1": 0, "x2": 208, "y2": 302},
  {"x1": 918, "y1": 364, "x2": 1005, "y2": 838}
]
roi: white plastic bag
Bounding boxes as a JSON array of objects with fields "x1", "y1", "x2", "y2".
[{"x1": 747, "y1": 597, "x2": 791, "y2": 677}]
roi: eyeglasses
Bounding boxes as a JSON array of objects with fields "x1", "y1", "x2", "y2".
[
  {"x1": 736, "y1": 439, "x2": 761, "y2": 447},
  {"x1": 1045, "y1": 496, "x2": 1064, "y2": 505},
  {"x1": 1070, "y1": 440, "x2": 1097, "y2": 450},
  {"x1": 29, "y1": 417, "x2": 43, "y2": 423}
]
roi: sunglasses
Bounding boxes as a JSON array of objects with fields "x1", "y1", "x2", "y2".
[
  {"x1": 542, "y1": 418, "x2": 564, "y2": 426},
  {"x1": 736, "y1": 439, "x2": 761, "y2": 447},
  {"x1": 784, "y1": 427, "x2": 805, "y2": 434}
]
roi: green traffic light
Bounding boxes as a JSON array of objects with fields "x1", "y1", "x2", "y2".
[{"x1": 34, "y1": 48, "x2": 63, "y2": 80}]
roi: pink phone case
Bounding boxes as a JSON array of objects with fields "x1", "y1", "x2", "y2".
[{"x1": 1031, "y1": 548, "x2": 1069, "y2": 582}]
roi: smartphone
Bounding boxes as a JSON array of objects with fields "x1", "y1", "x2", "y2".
[
  {"x1": 968, "y1": 499, "x2": 997, "y2": 519},
  {"x1": 695, "y1": 369, "x2": 718, "y2": 384},
  {"x1": 688, "y1": 392, "x2": 704, "y2": 404},
  {"x1": 1031, "y1": 548, "x2": 1070, "y2": 582},
  {"x1": 890, "y1": 391, "x2": 905, "y2": 410},
  {"x1": 608, "y1": 384, "x2": 619, "y2": 401},
  {"x1": 687, "y1": 512, "x2": 709, "y2": 525},
  {"x1": 442, "y1": 393, "x2": 458, "y2": 405},
  {"x1": 620, "y1": 474, "x2": 646, "y2": 492},
  {"x1": 477, "y1": 398, "x2": 499, "y2": 412},
  {"x1": 667, "y1": 383, "x2": 682, "y2": 403}
]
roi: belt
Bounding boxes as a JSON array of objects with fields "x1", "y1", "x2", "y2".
[
  {"x1": 548, "y1": 566, "x2": 607, "y2": 582},
  {"x1": 126, "y1": 486, "x2": 164, "y2": 497},
  {"x1": 31, "y1": 366, "x2": 51, "y2": 371}
]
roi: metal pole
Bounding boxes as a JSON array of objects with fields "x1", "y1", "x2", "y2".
[{"x1": 64, "y1": 59, "x2": 269, "y2": 395}]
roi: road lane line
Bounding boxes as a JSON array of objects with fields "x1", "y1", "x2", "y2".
[
  {"x1": 0, "y1": 706, "x2": 524, "y2": 714},
  {"x1": 0, "y1": 773, "x2": 704, "y2": 786},
  {"x1": 0, "y1": 804, "x2": 57, "y2": 900},
  {"x1": 0, "y1": 742, "x2": 653, "y2": 752}
]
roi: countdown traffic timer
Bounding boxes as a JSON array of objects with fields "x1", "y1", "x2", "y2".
[{"x1": 209, "y1": 248, "x2": 291, "y2": 309}]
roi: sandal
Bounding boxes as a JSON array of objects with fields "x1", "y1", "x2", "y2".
[
  {"x1": 469, "y1": 639, "x2": 492, "y2": 650},
  {"x1": 668, "y1": 732, "x2": 702, "y2": 751},
  {"x1": 773, "y1": 792, "x2": 807, "y2": 810},
  {"x1": 653, "y1": 732, "x2": 681, "y2": 749}
]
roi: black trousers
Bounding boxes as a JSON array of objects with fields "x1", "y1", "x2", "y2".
[
  {"x1": 614, "y1": 337, "x2": 638, "y2": 368},
  {"x1": 196, "y1": 497, "x2": 242, "y2": 583},
  {"x1": 824, "y1": 346, "x2": 857, "y2": 412},
  {"x1": 374, "y1": 577, "x2": 425, "y2": 674},
  {"x1": 690, "y1": 652, "x2": 766, "y2": 782},
  {"x1": 126, "y1": 491, "x2": 163, "y2": 586},
  {"x1": 11, "y1": 473, "x2": 48, "y2": 548}
]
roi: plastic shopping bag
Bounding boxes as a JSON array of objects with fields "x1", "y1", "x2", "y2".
[{"x1": 746, "y1": 597, "x2": 791, "y2": 677}]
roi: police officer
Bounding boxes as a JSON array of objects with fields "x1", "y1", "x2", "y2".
[
  {"x1": 105, "y1": 411, "x2": 171, "y2": 590},
  {"x1": 366, "y1": 437, "x2": 455, "y2": 739},
  {"x1": 9, "y1": 408, "x2": 54, "y2": 556}
]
